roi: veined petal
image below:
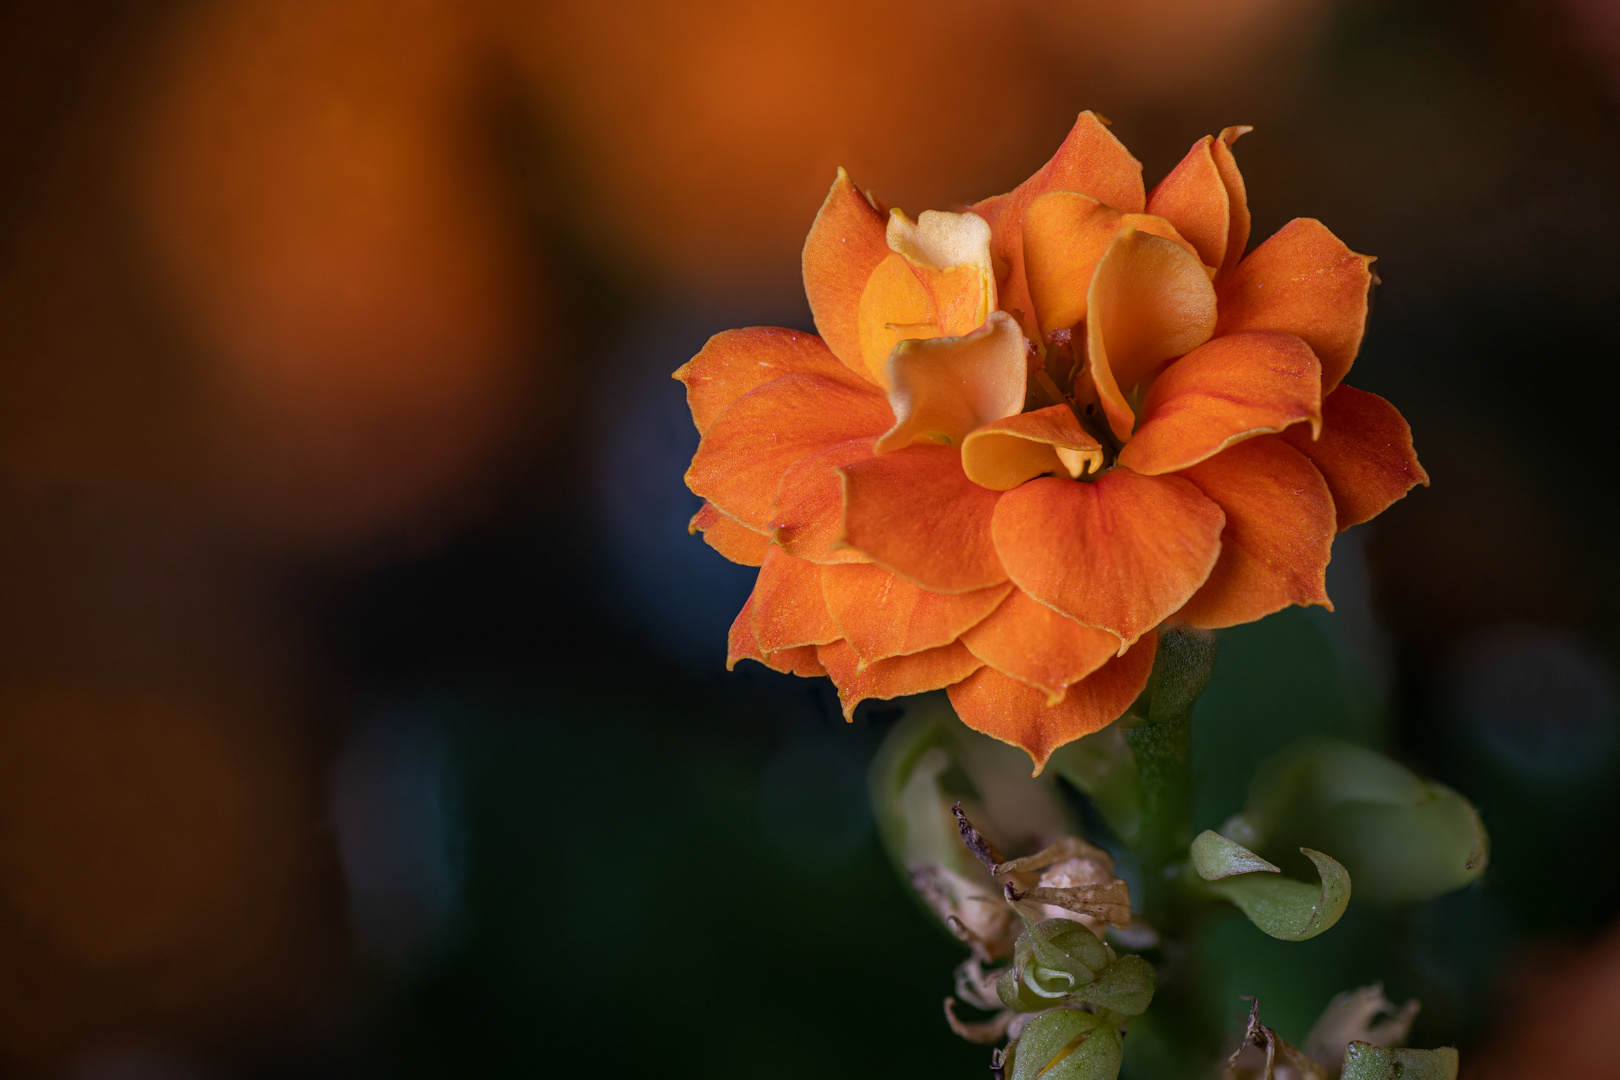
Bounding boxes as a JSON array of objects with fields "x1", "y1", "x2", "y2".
[
  {"x1": 761, "y1": 645, "x2": 827, "y2": 678},
  {"x1": 818, "y1": 639, "x2": 982, "y2": 721},
  {"x1": 750, "y1": 547, "x2": 840, "y2": 652},
  {"x1": 769, "y1": 437, "x2": 876, "y2": 564},
  {"x1": 1023, "y1": 191, "x2": 1201, "y2": 335},
  {"x1": 990, "y1": 470, "x2": 1224, "y2": 645},
  {"x1": 803, "y1": 167, "x2": 891, "y2": 375},
  {"x1": 1216, "y1": 218, "x2": 1374, "y2": 393},
  {"x1": 1175, "y1": 435, "x2": 1335, "y2": 629},
  {"x1": 1281, "y1": 385, "x2": 1428, "y2": 530},
  {"x1": 961, "y1": 403, "x2": 1103, "y2": 490},
  {"x1": 875, "y1": 311, "x2": 1027, "y2": 454},
  {"x1": 839, "y1": 445, "x2": 1007, "y2": 594},
  {"x1": 1086, "y1": 227, "x2": 1219, "y2": 443},
  {"x1": 960, "y1": 588, "x2": 1120, "y2": 704},
  {"x1": 948, "y1": 634, "x2": 1158, "y2": 775},
  {"x1": 821, "y1": 563, "x2": 1010, "y2": 664},
  {"x1": 726, "y1": 593, "x2": 764, "y2": 671},
  {"x1": 689, "y1": 501, "x2": 770, "y2": 566},
  {"x1": 674, "y1": 326, "x2": 876, "y2": 436},
  {"x1": 687, "y1": 372, "x2": 893, "y2": 529},
  {"x1": 857, "y1": 252, "x2": 934, "y2": 387},
  {"x1": 1211, "y1": 127, "x2": 1252, "y2": 282},
  {"x1": 973, "y1": 111, "x2": 1144, "y2": 337},
  {"x1": 1118, "y1": 330, "x2": 1322, "y2": 475}
]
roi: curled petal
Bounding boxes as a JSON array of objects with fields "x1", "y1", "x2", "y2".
[
  {"x1": 689, "y1": 501, "x2": 770, "y2": 566},
  {"x1": 1119, "y1": 330, "x2": 1322, "y2": 475},
  {"x1": 991, "y1": 470, "x2": 1225, "y2": 646},
  {"x1": 948, "y1": 634, "x2": 1158, "y2": 775},
  {"x1": 961, "y1": 404, "x2": 1103, "y2": 490},
  {"x1": 876, "y1": 311, "x2": 1027, "y2": 454},
  {"x1": 1175, "y1": 435, "x2": 1336, "y2": 629},
  {"x1": 769, "y1": 438, "x2": 876, "y2": 564},
  {"x1": 674, "y1": 326, "x2": 875, "y2": 436},
  {"x1": 840, "y1": 445, "x2": 1007, "y2": 594},
  {"x1": 1211, "y1": 127, "x2": 1252, "y2": 282},
  {"x1": 1023, "y1": 191, "x2": 1201, "y2": 335},
  {"x1": 686, "y1": 372, "x2": 893, "y2": 529},
  {"x1": 1086, "y1": 228, "x2": 1219, "y2": 443},
  {"x1": 1216, "y1": 218, "x2": 1374, "y2": 392},
  {"x1": 1145, "y1": 127, "x2": 1251, "y2": 280},
  {"x1": 803, "y1": 167, "x2": 891, "y2": 375},
  {"x1": 818, "y1": 639, "x2": 983, "y2": 720},
  {"x1": 960, "y1": 588, "x2": 1120, "y2": 703},
  {"x1": 750, "y1": 547, "x2": 840, "y2": 652},
  {"x1": 821, "y1": 563, "x2": 1010, "y2": 664},
  {"x1": 1281, "y1": 385, "x2": 1429, "y2": 530},
  {"x1": 855, "y1": 210, "x2": 998, "y2": 386},
  {"x1": 973, "y1": 111, "x2": 1144, "y2": 336}
]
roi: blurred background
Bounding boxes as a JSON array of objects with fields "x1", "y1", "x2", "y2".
[{"x1": 0, "y1": 0, "x2": 1618, "y2": 1076}]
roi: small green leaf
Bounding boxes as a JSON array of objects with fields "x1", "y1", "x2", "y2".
[
  {"x1": 1339, "y1": 1042, "x2": 1459, "y2": 1080},
  {"x1": 1191, "y1": 830, "x2": 1281, "y2": 880},
  {"x1": 1008, "y1": 1009, "x2": 1123, "y2": 1080},
  {"x1": 1210, "y1": 847, "x2": 1351, "y2": 941},
  {"x1": 997, "y1": 921, "x2": 1155, "y2": 1016}
]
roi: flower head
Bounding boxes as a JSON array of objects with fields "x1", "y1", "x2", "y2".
[{"x1": 677, "y1": 112, "x2": 1426, "y2": 772}]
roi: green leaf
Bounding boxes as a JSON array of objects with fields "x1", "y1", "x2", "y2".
[
  {"x1": 1190, "y1": 830, "x2": 1281, "y2": 880},
  {"x1": 1008, "y1": 1009, "x2": 1123, "y2": 1080},
  {"x1": 1339, "y1": 1042, "x2": 1459, "y2": 1080},
  {"x1": 997, "y1": 921, "x2": 1155, "y2": 1016},
  {"x1": 1232, "y1": 738, "x2": 1488, "y2": 904},
  {"x1": 1208, "y1": 847, "x2": 1351, "y2": 941}
]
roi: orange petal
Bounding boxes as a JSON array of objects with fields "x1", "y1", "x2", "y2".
[
  {"x1": 726, "y1": 593, "x2": 764, "y2": 671},
  {"x1": 689, "y1": 501, "x2": 770, "y2": 566},
  {"x1": 1281, "y1": 384, "x2": 1429, "y2": 530},
  {"x1": 1118, "y1": 330, "x2": 1322, "y2": 476},
  {"x1": 875, "y1": 311, "x2": 1027, "y2": 454},
  {"x1": 1211, "y1": 126, "x2": 1252, "y2": 282},
  {"x1": 687, "y1": 372, "x2": 893, "y2": 529},
  {"x1": 1216, "y1": 218, "x2": 1374, "y2": 393},
  {"x1": 1175, "y1": 435, "x2": 1335, "y2": 629},
  {"x1": 817, "y1": 638, "x2": 983, "y2": 721},
  {"x1": 803, "y1": 167, "x2": 891, "y2": 375},
  {"x1": 973, "y1": 112, "x2": 1145, "y2": 337},
  {"x1": 1086, "y1": 227, "x2": 1219, "y2": 443},
  {"x1": 1023, "y1": 192, "x2": 1201, "y2": 335},
  {"x1": 674, "y1": 326, "x2": 875, "y2": 436},
  {"x1": 1146, "y1": 136, "x2": 1231, "y2": 273},
  {"x1": 769, "y1": 437, "x2": 876, "y2": 565},
  {"x1": 886, "y1": 208, "x2": 996, "y2": 336},
  {"x1": 839, "y1": 445, "x2": 1006, "y2": 594},
  {"x1": 961, "y1": 404, "x2": 1103, "y2": 490},
  {"x1": 855, "y1": 213, "x2": 997, "y2": 387},
  {"x1": 948, "y1": 634, "x2": 1158, "y2": 775},
  {"x1": 761, "y1": 645, "x2": 827, "y2": 678},
  {"x1": 959, "y1": 588, "x2": 1120, "y2": 704},
  {"x1": 990, "y1": 469, "x2": 1224, "y2": 645},
  {"x1": 750, "y1": 547, "x2": 840, "y2": 652},
  {"x1": 821, "y1": 563, "x2": 1010, "y2": 664}
]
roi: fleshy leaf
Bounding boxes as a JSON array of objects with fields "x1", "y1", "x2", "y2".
[
  {"x1": 1191, "y1": 830, "x2": 1281, "y2": 880},
  {"x1": 1007, "y1": 1008, "x2": 1124, "y2": 1080},
  {"x1": 1339, "y1": 1044, "x2": 1459, "y2": 1080},
  {"x1": 1228, "y1": 738, "x2": 1488, "y2": 905},
  {"x1": 1208, "y1": 847, "x2": 1351, "y2": 941}
]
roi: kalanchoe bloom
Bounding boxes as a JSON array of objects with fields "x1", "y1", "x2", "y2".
[{"x1": 677, "y1": 111, "x2": 1426, "y2": 770}]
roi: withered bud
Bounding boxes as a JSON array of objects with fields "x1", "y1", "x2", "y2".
[
  {"x1": 1223, "y1": 998, "x2": 1329, "y2": 1080},
  {"x1": 953, "y1": 801, "x2": 1004, "y2": 871}
]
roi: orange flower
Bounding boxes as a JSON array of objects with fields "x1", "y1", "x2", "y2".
[{"x1": 677, "y1": 112, "x2": 1426, "y2": 772}]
